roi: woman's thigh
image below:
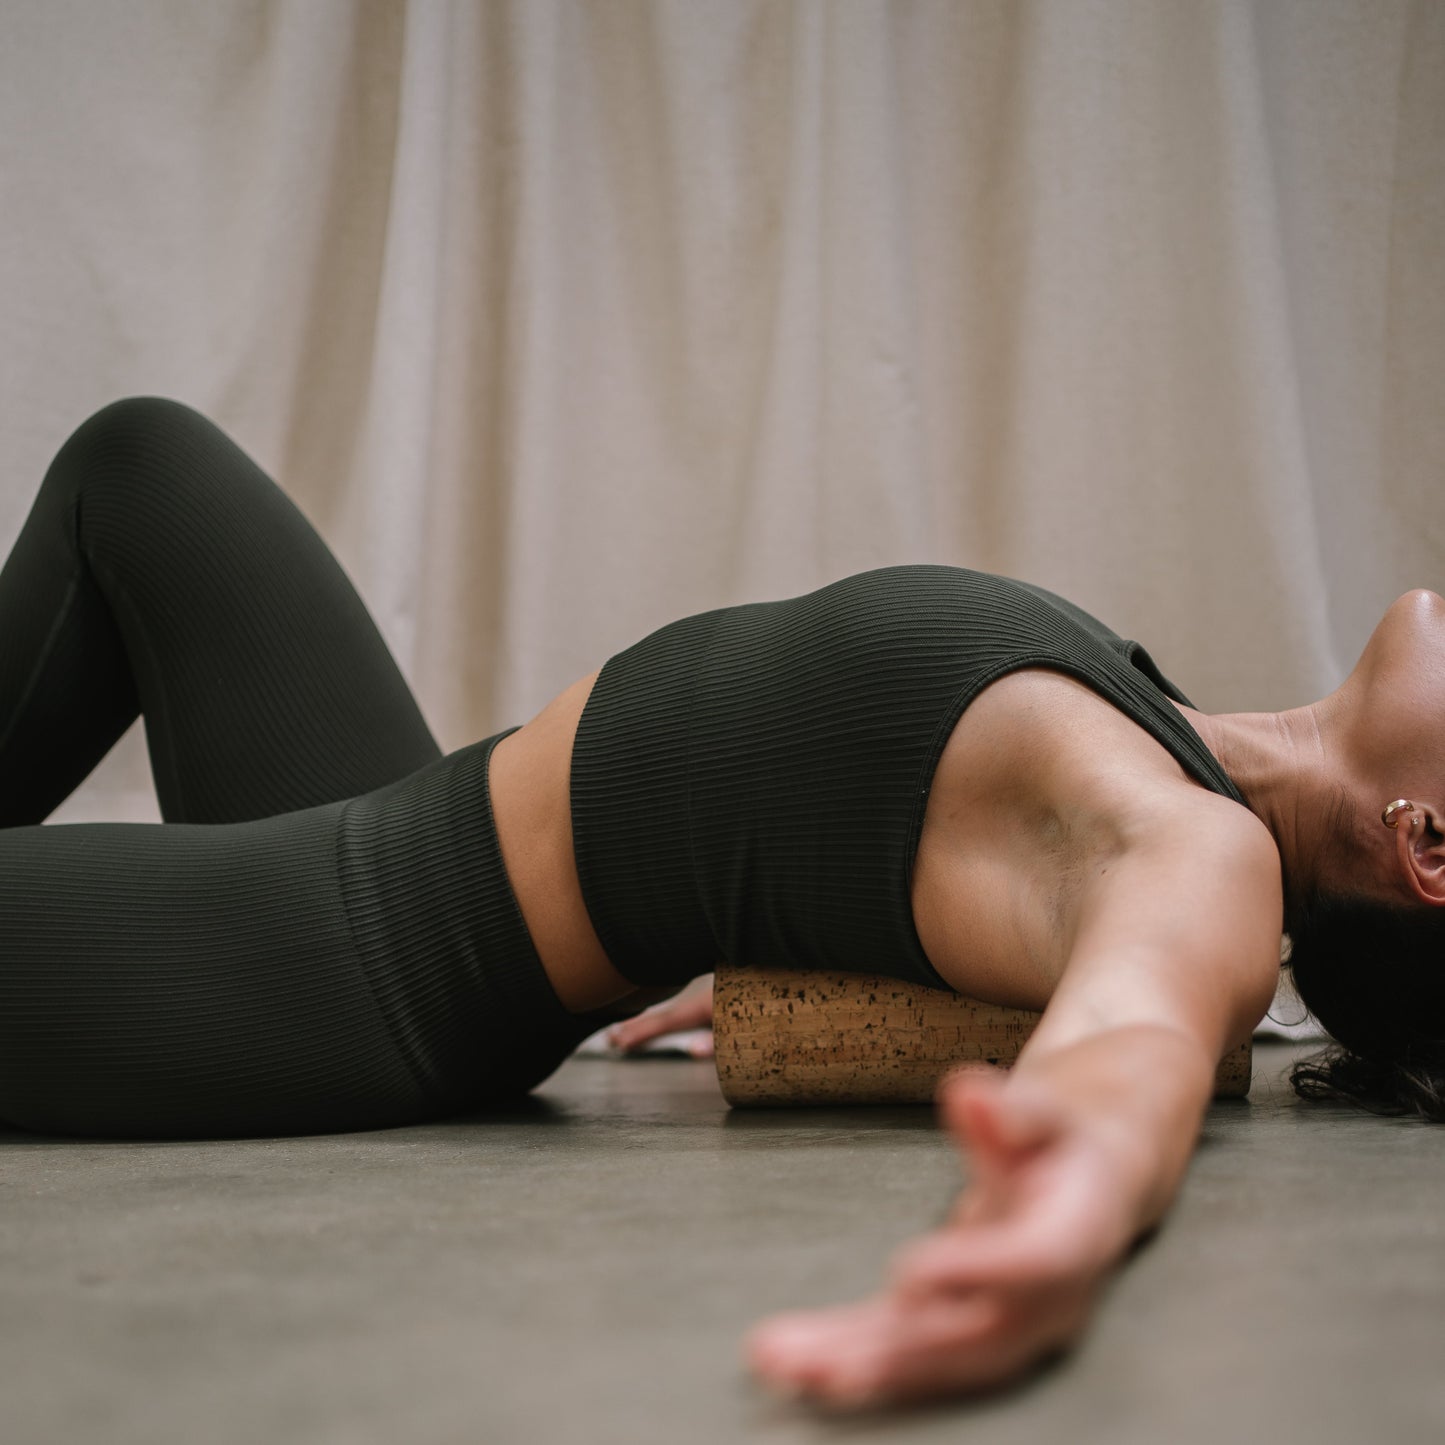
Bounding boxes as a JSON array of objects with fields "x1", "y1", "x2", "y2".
[
  {"x1": 0, "y1": 734, "x2": 591, "y2": 1139},
  {"x1": 0, "y1": 802, "x2": 422, "y2": 1137},
  {"x1": 0, "y1": 397, "x2": 440, "y2": 825}
]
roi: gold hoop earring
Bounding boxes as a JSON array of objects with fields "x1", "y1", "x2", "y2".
[{"x1": 1382, "y1": 799, "x2": 1417, "y2": 829}]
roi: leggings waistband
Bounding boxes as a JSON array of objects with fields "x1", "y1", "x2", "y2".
[{"x1": 338, "y1": 728, "x2": 595, "y2": 1107}]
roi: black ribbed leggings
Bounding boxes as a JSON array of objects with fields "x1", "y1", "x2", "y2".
[{"x1": 0, "y1": 398, "x2": 593, "y2": 1139}]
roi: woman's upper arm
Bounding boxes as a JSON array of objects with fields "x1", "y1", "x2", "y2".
[{"x1": 1020, "y1": 804, "x2": 1284, "y2": 1069}]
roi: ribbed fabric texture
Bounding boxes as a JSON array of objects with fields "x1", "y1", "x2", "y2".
[
  {"x1": 0, "y1": 399, "x2": 582, "y2": 1138},
  {"x1": 338, "y1": 730, "x2": 598, "y2": 1107},
  {"x1": 571, "y1": 566, "x2": 1245, "y2": 989},
  {"x1": 0, "y1": 397, "x2": 441, "y2": 825},
  {"x1": 0, "y1": 801, "x2": 420, "y2": 1137}
]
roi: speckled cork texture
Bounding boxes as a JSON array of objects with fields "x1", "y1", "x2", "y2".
[{"x1": 713, "y1": 962, "x2": 1252, "y2": 1106}]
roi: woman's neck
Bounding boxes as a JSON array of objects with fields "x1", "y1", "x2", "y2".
[{"x1": 1176, "y1": 701, "x2": 1347, "y2": 916}]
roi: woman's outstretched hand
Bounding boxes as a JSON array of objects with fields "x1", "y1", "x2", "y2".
[
  {"x1": 606, "y1": 973, "x2": 715, "y2": 1057},
  {"x1": 744, "y1": 1065, "x2": 1138, "y2": 1408}
]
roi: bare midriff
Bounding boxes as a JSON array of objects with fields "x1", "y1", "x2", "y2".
[{"x1": 485, "y1": 669, "x2": 641, "y2": 1013}]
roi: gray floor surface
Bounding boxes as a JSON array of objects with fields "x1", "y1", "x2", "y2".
[{"x1": 5, "y1": 1041, "x2": 1443, "y2": 1445}]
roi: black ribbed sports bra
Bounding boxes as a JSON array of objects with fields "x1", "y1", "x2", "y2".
[{"x1": 569, "y1": 566, "x2": 1245, "y2": 989}]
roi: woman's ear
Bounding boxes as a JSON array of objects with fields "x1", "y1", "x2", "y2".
[{"x1": 1396, "y1": 807, "x2": 1445, "y2": 905}]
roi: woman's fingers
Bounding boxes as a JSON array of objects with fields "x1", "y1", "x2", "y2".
[
  {"x1": 746, "y1": 1287, "x2": 1074, "y2": 1409},
  {"x1": 940, "y1": 1068, "x2": 1065, "y2": 1161},
  {"x1": 890, "y1": 1216, "x2": 1091, "y2": 1297},
  {"x1": 607, "y1": 974, "x2": 715, "y2": 1052},
  {"x1": 744, "y1": 1068, "x2": 1131, "y2": 1408},
  {"x1": 607, "y1": 1011, "x2": 713, "y2": 1053},
  {"x1": 938, "y1": 1070, "x2": 1074, "y2": 1228},
  {"x1": 747, "y1": 1139, "x2": 1116, "y2": 1410},
  {"x1": 914, "y1": 1096, "x2": 1133, "y2": 1298},
  {"x1": 901, "y1": 1155, "x2": 1126, "y2": 1296}
]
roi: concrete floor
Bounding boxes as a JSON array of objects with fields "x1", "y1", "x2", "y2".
[{"x1": 4, "y1": 1041, "x2": 1444, "y2": 1445}]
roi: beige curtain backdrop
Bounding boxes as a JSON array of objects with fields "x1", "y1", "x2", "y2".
[{"x1": 0, "y1": 0, "x2": 1440, "y2": 824}]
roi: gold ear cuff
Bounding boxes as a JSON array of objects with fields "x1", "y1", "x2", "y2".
[{"x1": 1382, "y1": 799, "x2": 1418, "y2": 829}]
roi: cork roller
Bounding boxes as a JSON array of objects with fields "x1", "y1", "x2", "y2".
[{"x1": 713, "y1": 961, "x2": 1252, "y2": 1106}]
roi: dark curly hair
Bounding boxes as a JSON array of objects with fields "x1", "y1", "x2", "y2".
[{"x1": 1285, "y1": 890, "x2": 1445, "y2": 1121}]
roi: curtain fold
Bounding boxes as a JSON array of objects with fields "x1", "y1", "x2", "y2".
[{"x1": 0, "y1": 0, "x2": 1438, "y2": 821}]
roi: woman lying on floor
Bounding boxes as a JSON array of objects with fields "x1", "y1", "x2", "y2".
[{"x1": 2, "y1": 398, "x2": 1442, "y2": 1408}]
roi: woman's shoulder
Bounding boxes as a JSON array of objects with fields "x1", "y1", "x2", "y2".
[
  {"x1": 918, "y1": 666, "x2": 1278, "y2": 1008},
  {"x1": 946, "y1": 668, "x2": 1261, "y2": 837}
]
